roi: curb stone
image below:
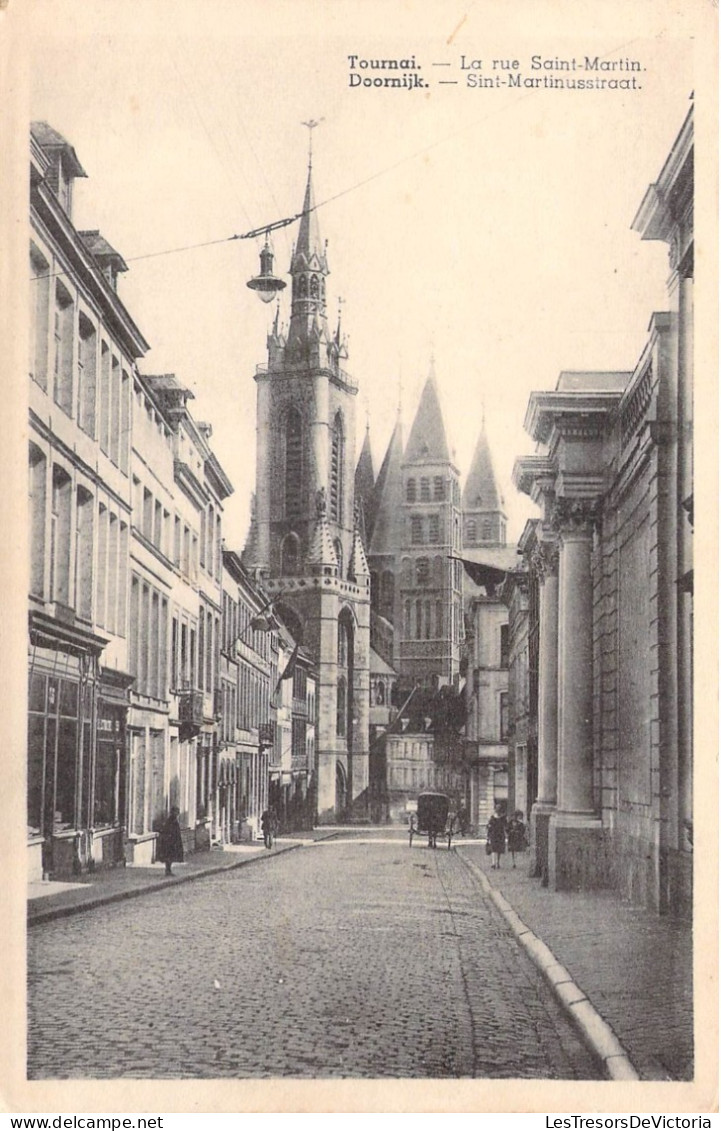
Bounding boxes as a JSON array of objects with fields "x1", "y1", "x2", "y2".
[
  {"x1": 455, "y1": 846, "x2": 641, "y2": 1082},
  {"x1": 28, "y1": 832, "x2": 340, "y2": 928}
]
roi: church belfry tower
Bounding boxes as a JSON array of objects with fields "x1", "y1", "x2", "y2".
[
  {"x1": 245, "y1": 138, "x2": 370, "y2": 824},
  {"x1": 396, "y1": 364, "x2": 462, "y2": 690}
]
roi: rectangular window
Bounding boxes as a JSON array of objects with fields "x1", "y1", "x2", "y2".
[
  {"x1": 428, "y1": 515, "x2": 440, "y2": 544},
  {"x1": 120, "y1": 370, "x2": 131, "y2": 475},
  {"x1": 173, "y1": 515, "x2": 181, "y2": 567},
  {"x1": 106, "y1": 512, "x2": 119, "y2": 634},
  {"x1": 51, "y1": 465, "x2": 72, "y2": 606},
  {"x1": 500, "y1": 691, "x2": 509, "y2": 741},
  {"x1": 129, "y1": 575, "x2": 140, "y2": 678},
  {"x1": 77, "y1": 313, "x2": 97, "y2": 438},
  {"x1": 74, "y1": 486, "x2": 93, "y2": 620},
  {"x1": 110, "y1": 356, "x2": 121, "y2": 466},
  {"x1": 420, "y1": 477, "x2": 430, "y2": 502},
  {"x1": 411, "y1": 516, "x2": 423, "y2": 545},
  {"x1": 500, "y1": 623, "x2": 510, "y2": 668},
  {"x1": 117, "y1": 522, "x2": 128, "y2": 637},
  {"x1": 53, "y1": 282, "x2": 74, "y2": 416},
  {"x1": 30, "y1": 247, "x2": 50, "y2": 390},
  {"x1": 99, "y1": 344, "x2": 111, "y2": 455},
  {"x1": 433, "y1": 476, "x2": 444, "y2": 501},
  {"x1": 29, "y1": 445, "x2": 47, "y2": 598}
]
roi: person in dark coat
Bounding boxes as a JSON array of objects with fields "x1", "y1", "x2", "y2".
[
  {"x1": 260, "y1": 809, "x2": 273, "y2": 849},
  {"x1": 157, "y1": 807, "x2": 184, "y2": 875},
  {"x1": 486, "y1": 803, "x2": 507, "y2": 870},
  {"x1": 506, "y1": 810, "x2": 527, "y2": 869}
]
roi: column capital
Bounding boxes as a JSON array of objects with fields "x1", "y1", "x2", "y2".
[
  {"x1": 530, "y1": 540, "x2": 560, "y2": 583},
  {"x1": 550, "y1": 497, "x2": 601, "y2": 537}
]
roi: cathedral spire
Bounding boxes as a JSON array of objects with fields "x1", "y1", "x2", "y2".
[{"x1": 404, "y1": 364, "x2": 451, "y2": 465}]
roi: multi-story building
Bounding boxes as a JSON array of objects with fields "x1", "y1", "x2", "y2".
[
  {"x1": 513, "y1": 105, "x2": 693, "y2": 915},
  {"x1": 124, "y1": 376, "x2": 232, "y2": 861},
  {"x1": 220, "y1": 550, "x2": 277, "y2": 843},
  {"x1": 28, "y1": 123, "x2": 147, "y2": 880},
  {"x1": 27, "y1": 121, "x2": 237, "y2": 878}
]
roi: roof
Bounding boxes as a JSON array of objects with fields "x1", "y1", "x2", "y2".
[
  {"x1": 404, "y1": 368, "x2": 451, "y2": 465},
  {"x1": 370, "y1": 647, "x2": 396, "y2": 677},
  {"x1": 355, "y1": 427, "x2": 377, "y2": 541},
  {"x1": 462, "y1": 426, "x2": 504, "y2": 512},
  {"x1": 78, "y1": 230, "x2": 128, "y2": 274},
  {"x1": 369, "y1": 416, "x2": 404, "y2": 556},
  {"x1": 31, "y1": 121, "x2": 87, "y2": 178},
  {"x1": 556, "y1": 371, "x2": 631, "y2": 394}
]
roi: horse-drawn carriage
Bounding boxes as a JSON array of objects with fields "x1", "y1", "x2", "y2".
[{"x1": 408, "y1": 792, "x2": 455, "y2": 850}]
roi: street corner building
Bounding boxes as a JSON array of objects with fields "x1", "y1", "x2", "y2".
[
  {"x1": 511, "y1": 105, "x2": 693, "y2": 917},
  {"x1": 241, "y1": 153, "x2": 371, "y2": 824}
]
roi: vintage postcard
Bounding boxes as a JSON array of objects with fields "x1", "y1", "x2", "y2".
[{"x1": 0, "y1": 0, "x2": 717, "y2": 1116}]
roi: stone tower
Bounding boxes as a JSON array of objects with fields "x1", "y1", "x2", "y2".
[
  {"x1": 366, "y1": 412, "x2": 404, "y2": 666},
  {"x1": 395, "y1": 365, "x2": 463, "y2": 690},
  {"x1": 246, "y1": 154, "x2": 370, "y2": 823},
  {"x1": 462, "y1": 419, "x2": 507, "y2": 548}
]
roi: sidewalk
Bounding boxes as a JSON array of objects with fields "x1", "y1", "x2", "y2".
[
  {"x1": 455, "y1": 841, "x2": 693, "y2": 1082},
  {"x1": 27, "y1": 830, "x2": 337, "y2": 927}
]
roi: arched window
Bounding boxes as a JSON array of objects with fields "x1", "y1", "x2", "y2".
[
  {"x1": 376, "y1": 681, "x2": 386, "y2": 706},
  {"x1": 334, "y1": 537, "x2": 344, "y2": 578},
  {"x1": 482, "y1": 519, "x2": 492, "y2": 541},
  {"x1": 330, "y1": 413, "x2": 344, "y2": 523},
  {"x1": 337, "y1": 612, "x2": 354, "y2": 740},
  {"x1": 336, "y1": 676, "x2": 347, "y2": 737},
  {"x1": 420, "y1": 477, "x2": 430, "y2": 501},
  {"x1": 415, "y1": 558, "x2": 429, "y2": 586},
  {"x1": 285, "y1": 410, "x2": 302, "y2": 518},
  {"x1": 406, "y1": 478, "x2": 416, "y2": 503},
  {"x1": 310, "y1": 275, "x2": 319, "y2": 299},
  {"x1": 281, "y1": 532, "x2": 300, "y2": 576},
  {"x1": 298, "y1": 275, "x2": 308, "y2": 298},
  {"x1": 466, "y1": 519, "x2": 477, "y2": 544}
]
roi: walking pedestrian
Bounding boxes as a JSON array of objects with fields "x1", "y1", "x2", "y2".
[
  {"x1": 260, "y1": 808, "x2": 273, "y2": 849},
  {"x1": 506, "y1": 809, "x2": 527, "y2": 869},
  {"x1": 486, "y1": 803, "x2": 506, "y2": 870},
  {"x1": 156, "y1": 806, "x2": 184, "y2": 876}
]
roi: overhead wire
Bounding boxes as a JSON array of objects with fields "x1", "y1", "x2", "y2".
[{"x1": 32, "y1": 34, "x2": 645, "y2": 286}]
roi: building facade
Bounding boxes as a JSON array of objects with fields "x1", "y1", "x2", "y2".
[
  {"x1": 28, "y1": 123, "x2": 146, "y2": 880},
  {"x1": 27, "y1": 123, "x2": 236, "y2": 878},
  {"x1": 511, "y1": 97, "x2": 693, "y2": 918}
]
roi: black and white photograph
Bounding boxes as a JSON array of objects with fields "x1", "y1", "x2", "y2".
[{"x1": 1, "y1": 0, "x2": 716, "y2": 1115}]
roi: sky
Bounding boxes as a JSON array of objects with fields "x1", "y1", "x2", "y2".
[{"x1": 25, "y1": 1, "x2": 695, "y2": 551}]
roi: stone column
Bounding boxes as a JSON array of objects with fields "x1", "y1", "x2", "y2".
[
  {"x1": 529, "y1": 539, "x2": 559, "y2": 880},
  {"x1": 548, "y1": 499, "x2": 604, "y2": 890}
]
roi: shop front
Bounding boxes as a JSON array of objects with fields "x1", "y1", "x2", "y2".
[{"x1": 27, "y1": 613, "x2": 129, "y2": 880}]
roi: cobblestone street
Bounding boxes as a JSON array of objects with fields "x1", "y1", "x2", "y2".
[{"x1": 28, "y1": 833, "x2": 600, "y2": 1080}]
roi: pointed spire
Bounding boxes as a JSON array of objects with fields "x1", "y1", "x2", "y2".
[
  {"x1": 369, "y1": 416, "x2": 404, "y2": 557},
  {"x1": 307, "y1": 486, "x2": 338, "y2": 573},
  {"x1": 463, "y1": 419, "x2": 504, "y2": 513},
  {"x1": 350, "y1": 501, "x2": 370, "y2": 581},
  {"x1": 404, "y1": 364, "x2": 450, "y2": 464},
  {"x1": 355, "y1": 425, "x2": 376, "y2": 543}
]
